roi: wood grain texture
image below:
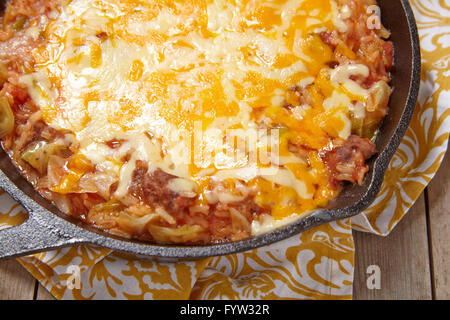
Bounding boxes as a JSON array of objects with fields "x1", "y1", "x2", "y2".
[
  {"x1": 352, "y1": 193, "x2": 432, "y2": 300},
  {"x1": 36, "y1": 283, "x2": 56, "y2": 300},
  {"x1": 0, "y1": 259, "x2": 36, "y2": 300},
  {"x1": 426, "y1": 147, "x2": 450, "y2": 300}
]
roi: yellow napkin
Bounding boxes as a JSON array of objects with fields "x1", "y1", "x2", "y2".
[{"x1": 0, "y1": 0, "x2": 448, "y2": 300}]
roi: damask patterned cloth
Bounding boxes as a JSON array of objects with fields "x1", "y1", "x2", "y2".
[{"x1": 0, "y1": 0, "x2": 448, "y2": 300}]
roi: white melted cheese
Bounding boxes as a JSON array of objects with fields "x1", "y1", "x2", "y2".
[
  {"x1": 251, "y1": 213, "x2": 302, "y2": 235},
  {"x1": 329, "y1": 64, "x2": 370, "y2": 98}
]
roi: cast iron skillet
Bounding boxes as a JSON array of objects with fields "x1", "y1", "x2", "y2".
[{"x1": 0, "y1": 0, "x2": 420, "y2": 261}]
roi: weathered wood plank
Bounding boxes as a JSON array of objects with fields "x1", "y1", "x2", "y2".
[
  {"x1": 0, "y1": 259, "x2": 36, "y2": 300},
  {"x1": 425, "y1": 148, "x2": 450, "y2": 300},
  {"x1": 353, "y1": 192, "x2": 432, "y2": 299},
  {"x1": 36, "y1": 282, "x2": 56, "y2": 300}
]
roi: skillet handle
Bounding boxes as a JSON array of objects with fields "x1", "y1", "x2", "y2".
[
  {"x1": 0, "y1": 215, "x2": 76, "y2": 260},
  {"x1": 0, "y1": 169, "x2": 88, "y2": 260},
  {"x1": 0, "y1": 211, "x2": 81, "y2": 260}
]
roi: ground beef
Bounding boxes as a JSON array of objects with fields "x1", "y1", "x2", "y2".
[
  {"x1": 129, "y1": 161, "x2": 196, "y2": 214},
  {"x1": 323, "y1": 135, "x2": 377, "y2": 186}
]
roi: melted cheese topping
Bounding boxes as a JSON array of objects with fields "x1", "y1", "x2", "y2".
[{"x1": 19, "y1": 0, "x2": 374, "y2": 230}]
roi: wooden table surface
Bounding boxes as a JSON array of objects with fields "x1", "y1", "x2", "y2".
[{"x1": 0, "y1": 148, "x2": 449, "y2": 300}]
